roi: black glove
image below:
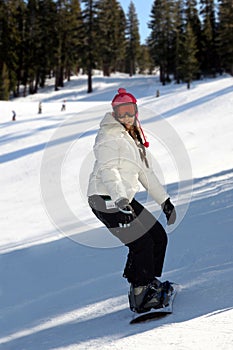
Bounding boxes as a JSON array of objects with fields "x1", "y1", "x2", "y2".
[
  {"x1": 115, "y1": 198, "x2": 136, "y2": 228},
  {"x1": 161, "y1": 198, "x2": 176, "y2": 225}
]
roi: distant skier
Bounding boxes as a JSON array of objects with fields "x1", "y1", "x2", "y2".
[
  {"x1": 12, "y1": 110, "x2": 16, "y2": 121},
  {"x1": 61, "y1": 100, "x2": 66, "y2": 111},
  {"x1": 38, "y1": 102, "x2": 42, "y2": 114},
  {"x1": 87, "y1": 88, "x2": 176, "y2": 313}
]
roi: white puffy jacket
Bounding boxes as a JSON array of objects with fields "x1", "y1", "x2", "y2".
[{"x1": 87, "y1": 113, "x2": 169, "y2": 205}]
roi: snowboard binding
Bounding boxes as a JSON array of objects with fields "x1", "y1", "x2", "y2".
[{"x1": 128, "y1": 280, "x2": 173, "y2": 314}]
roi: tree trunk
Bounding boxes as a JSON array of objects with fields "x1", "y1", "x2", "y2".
[
  {"x1": 160, "y1": 65, "x2": 165, "y2": 85},
  {"x1": 103, "y1": 63, "x2": 110, "y2": 77},
  {"x1": 87, "y1": 68, "x2": 92, "y2": 93}
]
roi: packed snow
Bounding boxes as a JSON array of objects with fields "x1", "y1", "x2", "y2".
[{"x1": 0, "y1": 72, "x2": 233, "y2": 349}]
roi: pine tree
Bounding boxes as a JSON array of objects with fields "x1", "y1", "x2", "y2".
[
  {"x1": 1, "y1": 0, "x2": 26, "y2": 97},
  {"x1": 81, "y1": 0, "x2": 99, "y2": 93},
  {"x1": 64, "y1": 0, "x2": 84, "y2": 80},
  {"x1": 113, "y1": 6, "x2": 127, "y2": 72},
  {"x1": 53, "y1": 0, "x2": 84, "y2": 89},
  {"x1": 148, "y1": 0, "x2": 175, "y2": 84},
  {"x1": 0, "y1": 63, "x2": 10, "y2": 100},
  {"x1": 173, "y1": 0, "x2": 185, "y2": 83},
  {"x1": 125, "y1": 1, "x2": 140, "y2": 76},
  {"x1": 11, "y1": 0, "x2": 27, "y2": 97},
  {"x1": 137, "y1": 45, "x2": 154, "y2": 74},
  {"x1": 184, "y1": 0, "x2": 202, "y2": 78},
  {"x1": 37, "y1": 0, "x2": 57, "y2": 88},
  {"x1": 0, "y1": 0, "x2": 7, "y2": 99},
  {"x1": 200, "y1": 0, "x2": 218, "y2": 76},
  {"x1": 180, "y1": 22, "x2": 199, "y2": 88},
  {"x1": 24, "y1": 0, "x2": 42, "y2": 94},
  {"x1": 217, "y1": 0, "x2": 233, "y2": 75},
  {"x1": 97, "y1": 0, "x2": 126, "y2": 76},
  {"x1": 54, "y1": 0, "x2": 67, "y2": 90}
]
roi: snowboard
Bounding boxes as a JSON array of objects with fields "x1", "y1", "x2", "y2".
[{"x1": 130, "y1": 284, "x2": 177, "y2": 324}]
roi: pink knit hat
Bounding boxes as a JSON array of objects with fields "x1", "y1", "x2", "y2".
[{"x1": 111, "y1": 88, "x2": 149, "y2": 148}]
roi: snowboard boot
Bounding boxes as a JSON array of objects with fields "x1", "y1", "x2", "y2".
[{"x1": 128, "y1": 278, "x2": 163, "y2": 313}]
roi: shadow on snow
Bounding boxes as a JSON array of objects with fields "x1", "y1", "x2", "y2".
[{"x1": 0, "y1": 170, "x2": 233, "y2": 349}]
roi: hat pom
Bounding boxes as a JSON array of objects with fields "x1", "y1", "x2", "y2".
[
  {"x1": 143, "y1": 141, "x2": 149, "y2": 148},
  {"x1": 118, "y1": 88, "x2": 126, "y2": 94}
]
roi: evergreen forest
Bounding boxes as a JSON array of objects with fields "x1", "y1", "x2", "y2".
[{"x1": 0, "y1": 0, "x2": 232, "y2": 99}]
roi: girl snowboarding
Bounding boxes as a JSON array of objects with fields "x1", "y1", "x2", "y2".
[{"x1": 87, "y1": 88, "x2": 176, "y2": 313}]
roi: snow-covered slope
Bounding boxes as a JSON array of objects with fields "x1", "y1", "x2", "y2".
[{"x1": 0, "y1": 73, "x2": 233, "y2": 349}]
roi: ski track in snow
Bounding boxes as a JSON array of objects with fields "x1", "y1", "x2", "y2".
[{"x1": 0, "y1": 73, "x2": 233, "y2": 349}]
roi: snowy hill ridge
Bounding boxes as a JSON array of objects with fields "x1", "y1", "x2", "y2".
[{"x1": 0, "y1": 73, "x2": 233, "y2": 349}]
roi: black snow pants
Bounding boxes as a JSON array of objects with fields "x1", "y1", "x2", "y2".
[{"x1": 88, "y1": 195, "x2": 168, "y2": 287}]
